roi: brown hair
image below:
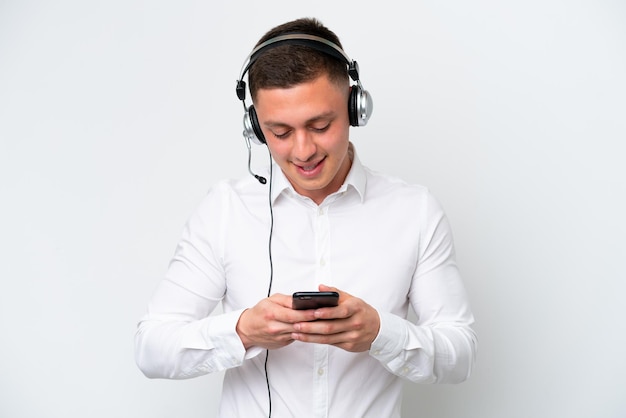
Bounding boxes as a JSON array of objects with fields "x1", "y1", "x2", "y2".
[{"x1": 248, "y1": 17, "x2": 349, "y2": 101}]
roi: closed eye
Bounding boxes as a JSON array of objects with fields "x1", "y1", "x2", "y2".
[
  {"x1": 310, "y1": 123, "x2": 330, "y2": 133},
  {"x1": 272, "y1": 130, "x2": 292, "y2": 139}
]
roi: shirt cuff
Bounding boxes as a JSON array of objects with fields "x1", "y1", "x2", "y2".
[
  {"x1": 369, "y1": 311, "x2": 422, "y2": 362},
  {"x1": 181, "y1": 308, "x2": 248, "y2": 367}
]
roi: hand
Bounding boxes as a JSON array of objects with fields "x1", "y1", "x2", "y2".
[
  {"x1": 236, "y1": 293, "x2": 317, "y2": 350},
  {"x1": 291, "y1": 284, "x2": 381, "y2": 352}
]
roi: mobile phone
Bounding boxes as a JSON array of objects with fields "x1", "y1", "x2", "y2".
[{"x1": 292, "y1": 291, "x2": 339, "y2": 310}]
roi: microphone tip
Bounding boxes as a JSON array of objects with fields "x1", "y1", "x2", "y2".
[{"x1": 256, "y1": 175, "x2": 267, "y2": 184}]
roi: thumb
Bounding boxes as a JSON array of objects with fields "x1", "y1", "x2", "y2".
[{"x1": 318, "y1": 284, "x2": 338, "y2": 292}]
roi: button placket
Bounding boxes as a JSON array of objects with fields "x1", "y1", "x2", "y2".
[
  {"x1": 313, "y1": 343, "x2": 329, "y2": 416},
  {"x1": 314, "y1": 205, "x2": 330, "y2": 284}
]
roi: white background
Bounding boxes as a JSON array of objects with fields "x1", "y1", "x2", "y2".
[{"x1": 1, "y1": 1, "x2": 625, "y2": 417}]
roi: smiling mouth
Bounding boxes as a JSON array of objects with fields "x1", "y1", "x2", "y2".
[{"x1": 295, "y1": 157, "x2": 325, "y2": 174}]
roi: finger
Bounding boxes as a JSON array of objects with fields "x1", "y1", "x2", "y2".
[
  {"x1": 318, "y1": 284, "x2": 353, "y2": 303},
  {"x1": 291, "y1": 329, "x2": 344, "y2": 344},
  {"x1": 269, "y1": 293, "x2": 295, "y2": 308},
  {"x1": 292, "y1": 328, "x2": 372, "y2": 353},
  {"x1": 318, "y1": 284, "x2": 340, "y2": 293},
  {"x1": 294, "y1": 318, "x2": 346, "y2": 335},
  {"x1": 268, "y1": 301, "x2": 317, "y2": 324},
  {"x1": 312, "y1": 305, "x2": 349, "y2": 320}
]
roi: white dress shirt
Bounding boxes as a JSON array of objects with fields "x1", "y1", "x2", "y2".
[{"x1": 135, "y1": 146, "x2": 477, "y2": 417}]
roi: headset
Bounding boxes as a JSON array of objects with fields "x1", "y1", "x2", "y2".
[{"x1": 235, "y1": 33, "x2": 373, "y2": 146}]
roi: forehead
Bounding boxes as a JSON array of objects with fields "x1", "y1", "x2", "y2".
[{"x1": 255, "y1": 75, "x2": 347, "y2": 110}]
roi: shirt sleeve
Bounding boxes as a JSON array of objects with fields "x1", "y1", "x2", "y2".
[
  {"x1": 369, "y1": 191, "x2": 477, "y2": 384},
  {"x1": 134, "y1": 185, "x2": 264, "y2": 379}
]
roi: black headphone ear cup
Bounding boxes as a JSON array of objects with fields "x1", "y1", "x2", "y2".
[
  {"x1": 348, "y1": 86, "x2": 359, "y2": 127},
  {"x1": 348, "y1": 86, "x2": 373, "y2": 127},
  {"x1": 243, "y1": 105, "x2": 266, "y2": 145}
]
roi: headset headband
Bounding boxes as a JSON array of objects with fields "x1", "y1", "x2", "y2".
[{"x1": 236, "y1": 33, "x2": 360, "y2": 102}]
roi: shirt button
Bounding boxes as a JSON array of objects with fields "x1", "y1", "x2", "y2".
[
  {"x1": 320, "y1": 258, "x2": 326, "y2": 266},
  {"x1": 373, "y1": 350, "x2": 381, "y2": 355},
  {"x1": 318, "y1": 368, "x2": 325, "y2": 376},
  {"x1": 318, "y1": 207, "x2": 324, "y2": 216}
]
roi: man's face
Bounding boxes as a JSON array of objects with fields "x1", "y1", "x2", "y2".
[{"x1": 254, "y1": 74, "x2": 351, "y2": 205}]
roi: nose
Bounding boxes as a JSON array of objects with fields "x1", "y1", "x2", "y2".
[{"x1": 292, "y1": 130, "x2": 316, "y2": 162}]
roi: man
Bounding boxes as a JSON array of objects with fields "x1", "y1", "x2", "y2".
[{"x1": 135, "y1": 17, "x2": 477, "y2": 417}]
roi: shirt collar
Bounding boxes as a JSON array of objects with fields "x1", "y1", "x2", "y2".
[{"x1": 270, "y1": 142, "x2": 366, "y2": 204}]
